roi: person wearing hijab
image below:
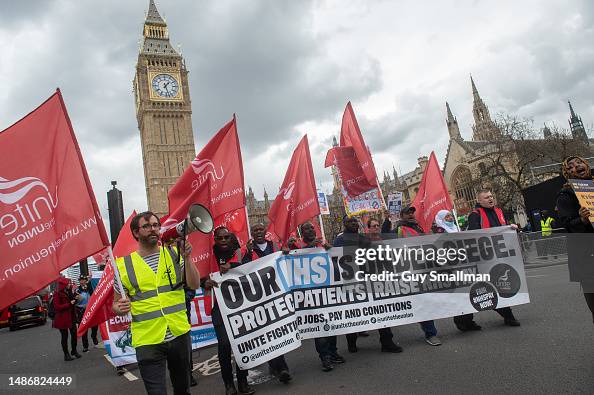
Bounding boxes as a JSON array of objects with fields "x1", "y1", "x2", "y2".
[
  {"x1": 432, "y1": 210, "x2": 460, "y2": 233},
  {"x1": 556, "y1": 156, "x2": 594, "y2": 324}
]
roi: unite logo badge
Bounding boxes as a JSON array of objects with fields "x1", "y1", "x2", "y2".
[{"x1": 489, "y1": 263, "x2": 521, "y2": 298}]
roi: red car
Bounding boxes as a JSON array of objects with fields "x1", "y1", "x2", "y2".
[{"x1": 8, "y1": 296, "x2": 47, "y2": 331}]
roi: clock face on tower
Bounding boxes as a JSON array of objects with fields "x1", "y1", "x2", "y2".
[{"x1": 151, "y1": 73, "x2": 179, "y2": 98}]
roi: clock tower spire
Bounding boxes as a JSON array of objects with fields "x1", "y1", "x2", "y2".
[{"x1": 133, "y1": 0, "x2": 196, "y2": 217}]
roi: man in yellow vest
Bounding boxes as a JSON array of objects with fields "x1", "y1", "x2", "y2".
[
  {"x1": 113, "y1": 211, "x2": 201, "y2": 395},
  {"x1": 540, "y1": 210, "x2": 555, "y2": 237}
]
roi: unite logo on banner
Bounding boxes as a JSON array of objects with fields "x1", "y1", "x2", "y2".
[{"x1": 0, "y1": 176, "x2": 58, "y2": 248}]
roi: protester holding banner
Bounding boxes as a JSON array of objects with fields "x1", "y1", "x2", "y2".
[
  {"x1": 338, "y1": 216, "x2": 404, "y2": 353},
  {"x1": 288, "y1": 222, "x2": 345, "y2": 372},
  {"x1": 244, "y1": 223, "x2": 293, "y2": 384},
  {"x1": 53, "y1": 276, "x2": 81, "y2": 361},
  {"x1": 453, "y1": 190, "x2": 521, "y2": 331},
  {"x1": 112, "y1": 211, "x2": 200, "y2": 395},
  {"x1": 203, "y1": 226, "x2": 255, "y2": 395},
  {"x1": 557, "y1": 156, "x2": 594, "y2": 323},
  {"x1": 394, "y1": 206, "x2": 442, "y2": 346}
]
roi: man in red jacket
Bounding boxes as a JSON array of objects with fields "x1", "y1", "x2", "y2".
[{"x1": 453, "y1": 189, "x2": 520, "y2": 331}]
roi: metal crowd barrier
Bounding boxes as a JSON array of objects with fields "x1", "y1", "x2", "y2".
[{"x1": 519, "y1": 229, "x2": 568, "y2": 264}]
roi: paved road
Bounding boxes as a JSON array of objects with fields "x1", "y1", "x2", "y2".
[{"x1": 1, "y1": 263, "x2": 592, "y2": 394}]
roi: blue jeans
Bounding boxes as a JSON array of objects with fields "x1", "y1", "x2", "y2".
[{"x1": 420, "y1": 320, "x2": 437, "y2": 338}]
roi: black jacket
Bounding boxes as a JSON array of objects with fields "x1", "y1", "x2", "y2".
[
  {"x1": 556, "y1": 186, "x2": 593, "y2": 233},
  {"x1": 381, "y1": 218, "x2": 392, "y2": 233}
]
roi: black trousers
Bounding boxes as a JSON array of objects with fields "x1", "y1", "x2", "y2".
[
  {"x1": 59, "y1": 324, "x2": 77, "y2": 355},
  {"x1": 211, "y1": 305, "x2": 248, "y2": 386},
  {"x1": 584, "y1": 293, "x2": 594, "y2": 324},
  {"x1": 314, "y1": 336, "x2": 337, "y2": 360},
  {"x1": 135, "y1": 332, "x2": 191, "y2": 395},
  {"x1": 268, "y1": 355, "x2": 289, "y2": 373},
  {"x1": 346, "y1": 328, "x2": 394, "y2": 347},
  {"x1": 81, "y1": 325, "x2": 99, "y2": 349},
  {"x1": 454, "y1": 307, "x2": 515, "y2": 326}
]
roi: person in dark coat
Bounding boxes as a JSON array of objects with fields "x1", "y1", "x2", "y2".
[
  {"x1": 335, "y1": 216, "x2": 404, "y2": 354},
  {"x1": 244, "y1": 223, "x2": 292, "y2": 384},
  {"x1": 393, "y1": 206, "x2": 442, "y2": 346},
  {"x1": 453, "y1": 189, "x2": 520, "y2": 331},
  {"x1": 52, "y1": 276, "x2": 81, "y2": 361},
  {"x1": 203, "y1": 227, "x2": 255, "y2": 395},
  {"x1": 556, "y1": 156, "x2": 594, "y2": 324}
]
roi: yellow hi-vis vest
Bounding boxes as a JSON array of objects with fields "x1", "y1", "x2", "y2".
[
  {"x1": 116, "y1": 248, "x2": 190, "y2": 348},
  {"x1": 541, "y1": 217, "x2": 554, "y2": 236}
]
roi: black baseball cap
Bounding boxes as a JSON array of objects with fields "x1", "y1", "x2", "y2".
[{"x1": 401, "y1": 205, "x2": 416, "y2": 214}]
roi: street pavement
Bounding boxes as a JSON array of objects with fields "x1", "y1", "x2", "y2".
[{"x1": 1, "y1": 263, "x2": 592, "y2": 395}]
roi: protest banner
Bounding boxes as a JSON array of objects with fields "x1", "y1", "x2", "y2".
[
  {"x1": 317, "y1": 190, "x2": 330, "y2": 215},
  {"x1": 387, "y1": 192, "x2": 403, "y2": 216},
  {"x1": 213, "y1": 227, "x2": 530, "y2": 369},
  {"x1": 342, "y1": 186, "x2": 383, "y2": 215},
  {"x1": 569, "y1": 179, "x2": 594, "y2": 225},
  {"x1": 101, "y1": 288, "x2": 217, "y2": 367}
]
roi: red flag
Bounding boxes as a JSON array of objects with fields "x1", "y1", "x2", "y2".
[
  {"x1": 340, "y1": 102, "x2": 378, "y2": 185},
  {"x1": 164, "y1": 116, "x2": 245, "y2": 231},
  {"x1": 77, "y1": 211, "x2": 138, "y2": 336},
  {"x1": 112, "y1": 211, "x2": 138, "y2": 258},
  {"x1": 165, "y1": 116, "x2": 246, "y2": 277},
  {"x1": 0, "y1": 91, "x2": 109, "y2": 311},
  {"x1": 325, "y1": 146, "x2": 376, "y2": 197},
  {"x1": 268, "y1": 135, "x2": 320, "y2": 243},
  {"x1": 77, "y1": 260, "x2": 114, "y2": 336},
  {"x1": 411, "y1": 152, "x2": 453, "y2": 233}
]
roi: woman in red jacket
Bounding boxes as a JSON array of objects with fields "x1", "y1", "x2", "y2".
[{"x1": 52, "y1": 277, "x2": 81, "y2": 361}]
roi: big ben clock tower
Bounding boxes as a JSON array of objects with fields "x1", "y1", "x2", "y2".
[{"x1": 133, "y1": 0, "x2": 196, "y2": 217}]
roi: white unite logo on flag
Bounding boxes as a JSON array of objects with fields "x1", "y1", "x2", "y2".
[
  {"x1": 191, "y1": 158, "x2": 225, "y2": 190},
  {"x1": 0, "y1": 176, "x2": 59, "y2": 246},
  {"x1": 278, "y1": 182, "x2": 296, "y2": 212}
]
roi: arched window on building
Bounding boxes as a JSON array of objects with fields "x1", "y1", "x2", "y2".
[
  {"x1": 451, "y1": 166, "x2": 476, "y2": 213},
  {"x1": 478, "y1": 162, "x2": 487, "y2": 176}
]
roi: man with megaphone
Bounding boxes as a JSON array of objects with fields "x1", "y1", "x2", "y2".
[{"x1": 112, "y1": 207, "x2": 207, "y2": 395}]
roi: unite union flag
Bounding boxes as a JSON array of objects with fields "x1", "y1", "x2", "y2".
[{"x1": 0, "y1": 90, "x2": 110, "y2": 311}]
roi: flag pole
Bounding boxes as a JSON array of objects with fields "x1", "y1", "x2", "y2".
[
  {"x1": 375, "y1": 176, "x2": 388, "y2": 211},
  {"x1": 244, "y1": 206, "x2": 252, "y2": 239},
  {"x1": 106, "y1": 246, "x2": 126, "y2": 298},
  {"x1": 318, "y1": 214, "x2": 327, "y2": 243},
  {"x1": 452, "y1": 202, "x2": 462, "y2": 231},
  {"x1": 106, "y1": 246, "x2": 131, "y2": 320}
]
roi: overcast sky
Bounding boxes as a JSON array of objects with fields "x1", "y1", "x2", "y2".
[{"x1": 1, "y1": 0, "x2": 593, "y2": 236}]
